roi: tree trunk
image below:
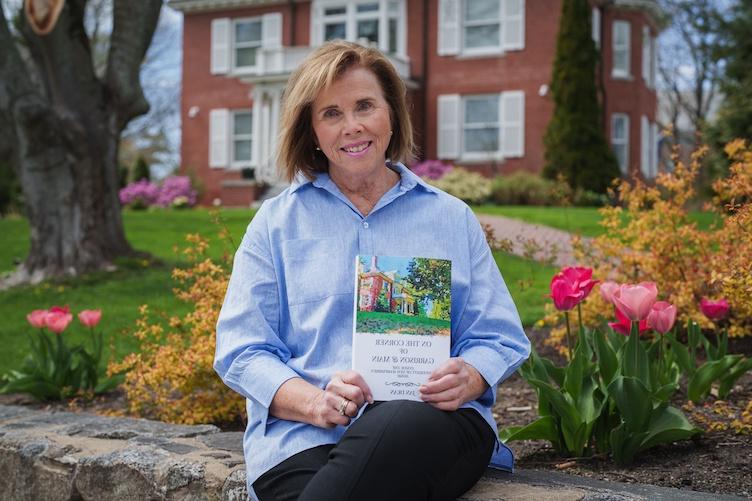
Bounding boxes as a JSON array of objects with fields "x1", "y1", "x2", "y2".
[{"x1": 0, "y1": 0, "x2": 162, "y2": 287}]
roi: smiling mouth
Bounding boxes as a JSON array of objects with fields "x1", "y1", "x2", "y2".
[{"x1": 341, "y1": 141, "x2": 372, "y2": 153}]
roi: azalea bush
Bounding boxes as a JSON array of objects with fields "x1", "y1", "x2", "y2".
[
  {"x1": 542, "y1": 140, "x2": 752, "y2": 345},
  {"x1": 503, "y1": 268, "x2": 703, "y2": 464},
  {"x1": 0, "y1": 307, "x2": 116, "y2": 400},
  {"x1": 428, "y1": 167, "x2": 492, "y2": 204},
  {"x1": 410, "y1": 159, "x2": 453, "y2": 180},
  {"x1": 119, "y1": 175, "x2": 198, "y2": 210},
  {"x1": 108, "y1": 233, "x2": 244, "y2": 425}
]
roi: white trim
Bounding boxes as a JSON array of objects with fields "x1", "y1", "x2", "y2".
[
  {"x1": 501, "y1": 0, "x2": 525, "y2": 51},
  {"x1": 230, "y1": 109, "x2": 254, "y2": 169},
  {"x1": 210, "y1": 18, "x2": 230, "y2": 75},
  {"x1": 611, "y1": 113, "x2": 630, "y2": 174},
  {"x1": 612, "y1": 20, "x2": 631, "y2": 79},
  {"x1": 232, "y1": 16, "x2": 263, "y2": 73},
  {"x1": 438, "y1": 0, "x2": 460, "y2": 55},
  {"x1": 592, "y1": 7, "x2": 601, "y2": 49},
  {"x1": 209, "y1": 108, "x2": 230, "y2": 168},
  {"x1": 500, "y1": 90, "x2": 524, "y2": 157},
  {"x1": 437, "y1": 94, "x2": 461, "y2": 159}
]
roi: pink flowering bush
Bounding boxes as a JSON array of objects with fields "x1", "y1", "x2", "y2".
[
  {"x1": 119, "y1": 176, "x2": 197, "y2": 210},
  {"x1": 410, "y1": 159, "x2": 453, "y2": 180},
  {"x1": 0, "y1": 306, "x2": 116, "y2": 400}
]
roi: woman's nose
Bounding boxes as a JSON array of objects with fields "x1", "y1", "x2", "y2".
[{"x1": 343, "y1": 112, "x2": 363, "y2": 135}]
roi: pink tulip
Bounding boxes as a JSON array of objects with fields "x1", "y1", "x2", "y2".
[
  {"x1": 45, "y1": 311, "x2": 73, "y2": 334},
  {"x1": 48, "y1": 305, "x2": 71, "y2": 315},
  {"x1": 78, "y1": 309, "x2": 102, "y2": 328},
  {"x1": 699, "y1": 298, "x2": 729, "y2": 321},
  {"x1": 647, "y1": 301, "x2": 677, "y2": 334},
  {"x1": 612, "y1": 282, "x2": 658, "y2": 321},
  {"x1": 549, "y1": 275, "x2": 585, "y2": 311},
  {"x1": 26, "y1": 309, "x2": 48, "y2": 329},
  {"x1": 559, "y1": 266, "x2": 599, "y2": 297},
  {"x1": 600, "y1": 281, "x2": 620, "y2": 304},
  {"x1": 609, "y1": 307, "x2": 651, "y2": 336}
]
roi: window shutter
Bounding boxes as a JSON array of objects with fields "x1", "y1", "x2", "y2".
[
  {"x1": 437, "y1": 94, "x2": 460, "y2": 159},
  {"x1": 262, "y1": 12, "x2": 283, "y2": 49},
  {"x1": 211, "y1": 18, "x2": 230, "y2": 75},
  {"x1": 502, "y1": 0, "x2": 525, "y2": 51},
  {"x1": 209, "y1": 109, "x2": 229, "y2": 168},
  {"x1": 642, "y1": 25, "x2": 650, "y2": 86},
  {"x1": 437, "y1": 0, "x2": 460, "y2": 56},
  {"x1": 651, "y1": 37, "x2": 658, "y2": 89},
  {"x1": 591, "y1": 7, "x2": 601, "y2": 48},
  {"x1": 640, "y1": 115, "x2": 650, "y2": 177},
  {"x1": 651, "y1": 121, "x2": 659, "y2": 176},
  {"x1": 501, "y1": 91, "x2": 524, "y2": 157}
]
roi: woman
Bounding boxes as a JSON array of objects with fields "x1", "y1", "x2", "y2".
[{"x1": 215, "y1": 41, "x2": 530, "y2": 501}]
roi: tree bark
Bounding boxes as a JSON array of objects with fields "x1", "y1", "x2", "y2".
[{"x1": 0, "y1": 0, "x2": 162, "y2": 287}]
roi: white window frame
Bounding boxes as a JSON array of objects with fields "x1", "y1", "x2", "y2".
[
  {"x1": 311, "y1": 0, "x2": 407, "y2": 56},
  {"x1": 232, "y1": 17, "x2": 263, "y2": 72},
  {"x1": 462, "y1": 0, "x2": 503, "y2": 56},
  {"x1": 230, "y1": 110, "x2": 254, "y2": 169},
  {"x1": 461, "y1": 94, "x2": 502, "y2": 161},
  {"x1": 592, "y1": 7, "x2": 601, "y2": 49},
  {"x1": 612, "y1": 20, "x2": 631, "y2": 79},
  {"x1": 611, "y1": 113, "x2": 630, "y2": 174},
  {"x1": 642, "y1": 25, "x2": 655, "y2": 88}
]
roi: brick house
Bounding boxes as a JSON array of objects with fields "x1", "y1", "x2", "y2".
[
  {"x1": 358, "y1": 257, "x2": 417, "y2": 314},
  {"x1": 170, "y1": 0, "x2": 664, "y2": 206}
]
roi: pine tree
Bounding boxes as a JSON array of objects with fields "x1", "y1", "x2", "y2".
[
  {"x1": 131, "y1": 156, "x2": 151, "y2": 183},
  {"x1": 543, "y1": 0, "x2": 620, "y2": 194}
]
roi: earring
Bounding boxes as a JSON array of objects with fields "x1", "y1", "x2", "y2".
[
  {"x1": 315, "y1": 146, "x2": 321, "y2": 150},
  {"x1": 389, "y1": 130, "x2": 393, "y2": 135}
]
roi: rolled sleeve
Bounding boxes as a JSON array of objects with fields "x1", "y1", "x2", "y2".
[
  {"x1": 214, "y1": 207, "x2": 299, "y2": 430},
  {"x1": 454, "y1": 209, "x2": 531, "y2": 406}
]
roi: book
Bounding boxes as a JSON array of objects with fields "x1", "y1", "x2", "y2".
[{"x1": 351, "y1": 255, "x2": 451, "y2": 401}]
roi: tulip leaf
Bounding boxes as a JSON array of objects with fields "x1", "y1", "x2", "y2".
[
  {"x1": 607, "y1": 376, "x2": 652, "y2": 432},
  {"x1": 688, "y1": 355, "x2": 744, "y2": 403},
  {"x1": 718, "y1": 357, "x2": 752, "y2": 399},
  {"x1": 665, "y1": 332, "x2": 693, "y2": 377},
  {"x1": 610, "y1": 422, "x2": 649, "y2": 466},
  {"x1": 621, "y1": 328, "x2": 651, "y2": 389},
  {"x1": 640, "y1": 404, "x2": 701, "y2": 451},
  {"x1": 500, "y1": 416, "x2": 560, "y2": 445},
  {"x1": 594, "y1": 331, "x2": 618, "y2": 387},
  {"x1": 529, "y1": 378, "x2": 580, "y2": 429},
  {"x1": 541, "y1": 357, "x2": 565, "y2": 387}
]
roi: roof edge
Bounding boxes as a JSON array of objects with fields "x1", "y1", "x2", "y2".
[{"x1": 168, "y1": 0, "x2": 291, "y2": 13}]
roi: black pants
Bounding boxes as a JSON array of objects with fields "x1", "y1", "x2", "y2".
[{"x1": 253, "y1": 400, "x2": 495, "y2": 501}]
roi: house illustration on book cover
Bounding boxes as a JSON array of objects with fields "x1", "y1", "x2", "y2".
[{"x1": 358, "y1": 256, "x2": 417, "y2": 315}]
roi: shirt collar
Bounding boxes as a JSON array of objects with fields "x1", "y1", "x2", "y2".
[{"x1": 289, "y1": 161, "x2": 440, "y2": 195}]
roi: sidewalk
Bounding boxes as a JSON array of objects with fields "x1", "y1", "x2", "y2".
[{"x1": 476, "y1": 213, "x2": 588, "y2": 267}]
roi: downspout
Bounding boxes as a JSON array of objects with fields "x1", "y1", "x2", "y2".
[
  {"x1": 421, "y1": 0, "x2": 429, "y2": 161},
  {"x1": 289, "y1": 0, "x2": 296, "y2": 45},
  {"x1": 599, "y1": 0, "x2": 614, "y2": 130}
]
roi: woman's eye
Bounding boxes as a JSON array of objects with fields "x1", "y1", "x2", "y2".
[
  {"x1": 323, "y1": 109, "x2": 340, "y2": 119},
  {"x1": 357, "y1": 101, "x2": 374, "y2": 111}
]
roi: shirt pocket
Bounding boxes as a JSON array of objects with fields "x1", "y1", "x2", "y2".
[{"x1": 281, "y1": 237, "x2": 351, "y2": 305}]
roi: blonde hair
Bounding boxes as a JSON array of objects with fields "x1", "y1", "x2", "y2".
[{"x1": 276, "y1": 41, "x2": 416, "y2": 182}]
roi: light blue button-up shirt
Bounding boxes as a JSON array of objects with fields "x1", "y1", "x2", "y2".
[{"x1": 215, "y1": 162, "x2": 531, "y2": 496}]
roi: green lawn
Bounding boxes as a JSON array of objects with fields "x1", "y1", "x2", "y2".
[
  {"x1": 494, "y1": 251, "x2": 556, "y2": 326},
  {"x1": 473, "y1": 205, "x2": 720, "y2": 237}
]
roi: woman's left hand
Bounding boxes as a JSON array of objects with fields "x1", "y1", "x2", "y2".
[{"x1": 419, "y1": 357, "x2": 488, "y2": 411}]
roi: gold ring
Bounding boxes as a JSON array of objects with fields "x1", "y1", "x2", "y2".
[{"x1": 338, "y1": 398, "x2": 349, "y2": 416}]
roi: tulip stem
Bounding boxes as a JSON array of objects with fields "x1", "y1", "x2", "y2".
[
  {"x1": 577, "y1": 303, "x2": 584, "y2": 335},
  {"x1": 564, "y1": 311, "x2": 573, "y2": 360}
]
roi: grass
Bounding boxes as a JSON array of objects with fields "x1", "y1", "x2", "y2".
[
  {"x1": 493, "y1": 251, "x2": 557, "y2": 326},
  {"x1": 473, "y1": 205, "x2": 721, "y2": 237}
]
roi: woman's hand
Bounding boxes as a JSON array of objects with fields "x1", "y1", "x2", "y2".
[
  {"x1": 308, "y1": 370, "x2": 374, "y2": 428},
  {"x1": 419, "y1": 358, "x2": 488, "y2": 411}
]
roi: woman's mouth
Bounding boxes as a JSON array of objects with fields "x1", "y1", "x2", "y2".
[{"x1": 341, "y1": 141, "x2": 372, "y2": 156}]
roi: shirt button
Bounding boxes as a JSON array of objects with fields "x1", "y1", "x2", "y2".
[{"x1": 362, "y1": 222, "x2": 369, "y2": 229}]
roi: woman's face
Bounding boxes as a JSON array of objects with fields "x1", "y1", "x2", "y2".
[{"x1": 311, "y1": 66, "x2": 393, "y2": 181}]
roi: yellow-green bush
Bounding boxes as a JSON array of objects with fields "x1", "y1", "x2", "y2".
[
  {"x1": 542, "y1": 140, "x2": 752, "y2": 348},
  {"x1": 428, "y1": 167, "x2": 491, "y2": 204},
  {"x1": 108, "y1": 233, "x2": 244, "y2": 424}
]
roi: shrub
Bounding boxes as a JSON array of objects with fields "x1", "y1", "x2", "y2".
[
  {"x1": 108, "y1": 232, "x2": 244, "y2": 424},
  {"x1": 540, "y1": 140, "x2": 752, "y2": 349},
  {"x1": 156, "y1": 176, "x2": 197, "y2": 208},
  {"x1": 428, "y1": 167, "x2": 491, "y2": 204},
  {"x1": 119, "y1": 179, "x2": 159, "y2": 209},
  {"x1": 410, "y1": 159, "x2": 453, "y2": 180},
  {"x1": 131, "y1": 156, "x2": 151, "y2": 183},
  {"x1": 490, "y1": 172, "x2": 557, "y2": 205}
]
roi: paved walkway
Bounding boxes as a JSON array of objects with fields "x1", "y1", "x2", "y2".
[{"x1": 476, "y1": 213, "x2": 589, "y2": 268}]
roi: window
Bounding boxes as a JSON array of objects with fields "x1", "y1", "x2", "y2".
[
  {"x1": 611, "y1": 113, "x2": 630, "y2": 174},
  {"x1": 642, "y1": 25, "x2": 656, "y2": 88},
  {"x1": 463, "y1": 0, "x2": 501, "y2": 51},
  {"x1": 612, "y1": 20, "x2": 630, "y2": 78},
  {"x1": 592, "y1": 7, "x2": 601, "y2": 49},
  {"x1": 463, "y1": 95, "x2": 500, "y2": 154},
  {"x1": 233, "y1": 19, "x2": 262, "y2": 70},
  {"x1": 231, "y1": 110, "x2": 253, "y2": 166},
  {"x1": 313, "y1": 1, "x2": 404, "y2": 55}
]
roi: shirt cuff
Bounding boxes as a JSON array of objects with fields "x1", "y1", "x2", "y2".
[
  {"x1": 239, "y1": 352, "x2": 300, "y2": 432},
  {"x1": 461, "y1": 345, "x2": 511, "y2": 407}
]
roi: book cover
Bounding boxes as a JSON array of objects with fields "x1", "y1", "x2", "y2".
[{"x1": 352, "y1": 255, "x2": 451, "y2": 401}]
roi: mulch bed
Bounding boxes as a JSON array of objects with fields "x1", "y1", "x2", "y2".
[
  {"x1": 3, "y1": 328, "x2": 751, "y2": 498},
  {"x1": 494, "y1": 329, "x2": 752, "y2": 498}
]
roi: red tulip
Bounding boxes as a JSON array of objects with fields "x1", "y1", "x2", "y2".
[
  {"x1": 48, "y1": 305, "x2": 71, "y2": 315},
  {"x1": 647, "y1": 301, "x2": 677, "y2": 334},
  {"x1": 78, "y1": 309, "x2": 102, "y2": 328},
  {"x1": 45, "y1": 310, "x2": 73, "y2": 334},
  {"x1": 609, "y1": 307, "x2": 650, "y2": 336},
  {"x1": 699, "y1": 298, "x2": 729, "y2": 321},
  {"x1": 26, "y1": 309, "x2": 48, "y2": 329},
  {"x1": 549, "y1": 275, "x2": 585, "y2": 311},
  {"x1": 600, "y1": 281, "x2": 620, "y2": 304},
  {"x1": 559, "y1": 266, "x2": 599, "y2": 297},
  {"x1": 612, "y1": 282, "x2": 658, "y2": 321}
]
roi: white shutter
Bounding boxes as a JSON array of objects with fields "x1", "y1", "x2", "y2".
[
  {"x1": 501, "y1": 91, "x2": 524, "y2": 157},
  {"x1": 262, "y1": 12, "x2": 282, "y2": 49},
  {"x1": 209, "y1": 109, "x2": 229, "y2": 168},
  {"x1": 640, "y1": 115, "x2": 649, "y2": 177},
  {"x1": 651, "y1": 37, "x2": 658, "y2": 90},
  {"x1": 438, "y1": 0, "x2": 460, "y2": 56},
  {"x1": 592, "y1": 7, "x2": 601, "y2": 49},
  {"x1": 437, "y1": 94, "x2": 460, "y2": 159},
  {"x1": 502, "y1": 0, "x2": 525, "y2": 51},
  {"x1": 211, "y1": 18, "x2": 230, "y2": 75},
  {"x1": 651, "y1": 121, "x2": 659, "y2": 176},
  {"x1": 642, "y1": 25, "x2": 650, "y2": 86}
]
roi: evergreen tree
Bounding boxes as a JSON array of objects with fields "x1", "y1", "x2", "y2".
[
  {"x1": 543, "y1": 0, "x2": 620, "y2": 193},
  {"x1": 708, "y1": 1, "x2": 752, "y2": 148},
  {"x1": 131, "y1": 156, "x2": 151, "y2": 183}
]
